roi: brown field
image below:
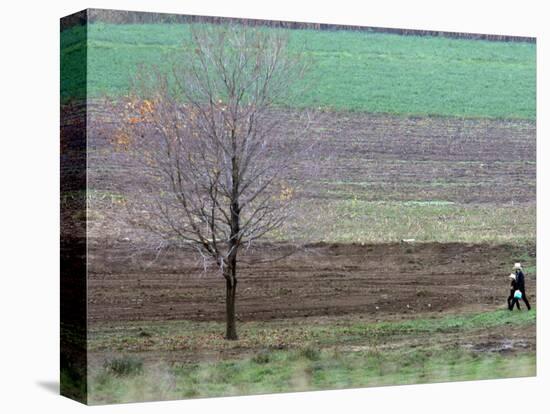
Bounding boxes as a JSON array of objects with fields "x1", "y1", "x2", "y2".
[
  {"x1": 86, "y1": 106, "x2": 536, "y2": 205},
  {"x1": 88, "y1": 241, "x2": 535, "y2": 325}
]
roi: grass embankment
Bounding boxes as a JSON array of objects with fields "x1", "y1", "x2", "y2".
[
  {"x1": 61, "y1": 23, "x2": 535, "y2": 119},
  {"x1": 277, "y1": 199, "x2": 536, "y2": 244},
  {"x1": 88, "y1": 309, "x2": 536, "y2": 404},
  {"x1": 83, "y1": 191, "x2": 537, "y2": 245}
]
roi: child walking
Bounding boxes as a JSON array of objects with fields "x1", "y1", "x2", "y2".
[{"x1": 507, "y1": 273, "x2": 521, "y2": 311}]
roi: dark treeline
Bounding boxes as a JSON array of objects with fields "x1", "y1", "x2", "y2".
[{"x1": 61, "y1": 8, "x2": 535, "y2": 43}]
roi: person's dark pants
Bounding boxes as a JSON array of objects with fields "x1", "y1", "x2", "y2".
[
  {"x1": 519, "y1": 288, "x2": 531, "y2": 310},
  {"x1": 508, "y1": 291, "x2": 521, "y2": 311}
]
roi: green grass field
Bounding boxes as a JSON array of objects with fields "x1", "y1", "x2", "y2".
[
  {"x1": 87, "y1": 309, "x2": 536, "y2": 404},
  {"x1": 61, "y1": 23, "x2": 535, "y2": 119}
]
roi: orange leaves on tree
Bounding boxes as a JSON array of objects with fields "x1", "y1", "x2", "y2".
[
  {"x1": 139, "y1": 99, "x2": 155, "y2": 117},
  {"x1": 279, "y1": 185, "x2": 294, "y2": 201},
  {"x1": 113, "y1": 129, "x2": 131, "y2": 152}
]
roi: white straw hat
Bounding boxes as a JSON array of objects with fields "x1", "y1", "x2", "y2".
[{"x1": 514, "y1": 263, "x2": 522, "y2": 270}]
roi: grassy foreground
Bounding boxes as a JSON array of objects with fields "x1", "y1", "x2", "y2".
[
  {"x1": 89, "y1": 348, "x2": 535, "y2": 404},
  {"x1": 61, "y1": 23, "x2": 535, "y2": 119},
  {"x1": 87, "y1": 309, "x2": 536, "y2": 404}
]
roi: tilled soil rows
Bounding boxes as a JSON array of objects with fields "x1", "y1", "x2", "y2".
[
  {"x1": 86, "y1": 104, "x2": 536, "y2": 209},
  {"x1": 88, "y1": 242, "x2": 535, "y2": 324}
]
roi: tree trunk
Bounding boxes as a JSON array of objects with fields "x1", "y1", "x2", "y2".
[
  {"x1": 225, "y1": 276, "x2": 238, "y2": 340},
  {"x1": 225, "y1": 138, "x2": 240, "y2": 340}
]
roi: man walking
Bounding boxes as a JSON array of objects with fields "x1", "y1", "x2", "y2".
[{"x1": 514, "y1": 263, "x2": 531, "y2": 311}]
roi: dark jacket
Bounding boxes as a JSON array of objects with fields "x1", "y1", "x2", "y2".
[{"x1": 515, "y1": 269, "x2": 526, "y2": 291}]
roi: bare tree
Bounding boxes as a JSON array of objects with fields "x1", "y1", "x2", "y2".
[{"x1": 113, "y1": 24, "x2": 313, "y2": 339}]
